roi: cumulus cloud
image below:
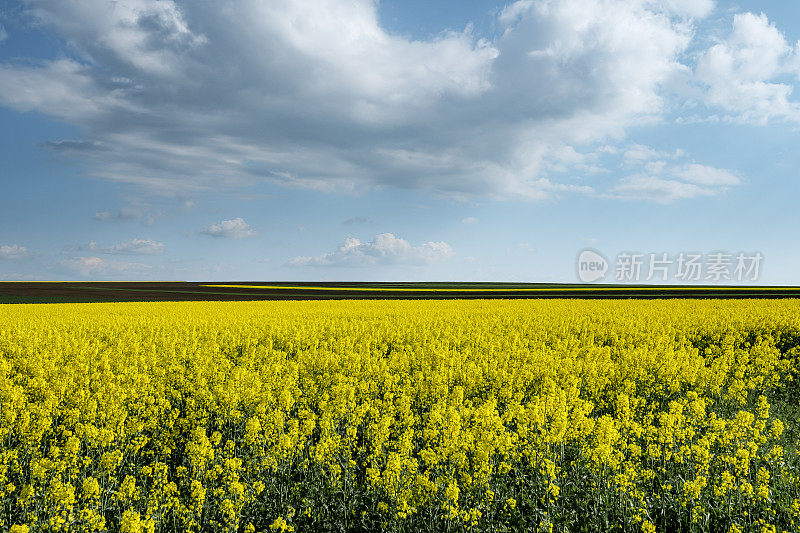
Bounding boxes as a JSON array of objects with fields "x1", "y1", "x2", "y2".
[
  {"x1": 63, "y1": 238, "x2": 164, "y2": 255},
  {"x1": 622, "y1": 144, "x2": 674, "y2": 164},
  {"x1": 288, "y1": 233, "x2": 454, "y2": 267},
  {"x1": 105, "y1": 238, "x2": 164, "y2": 255},
  {"x1": 60, "y1": 256, "x2": 106, "y2": 276},
  {"x1": 0, "y1": 0, "x2": 707, "y2": 199},
  {"x1": 660, "y1": 0, "x2": 714, "y2": 19},
  {"x1": 0, "y1": 59, "x2": 136, "y2": 122},
  {"x1": 695, "y1": 12, "x2": 800, "y2": 123},
  {"x1": 610, "y1": 176, "x2": 719, "y2": 203},
  {"x1": 604, "y1": 142, "x2": 738, "y2": 202},
  {"x1": 673, "y1": 163, "x2": 739, "y2": 186},
  {"x1": 24, "y1": 0, "x2": 206, "y2": 77},
  {"x1": 201, "y1": 218, "x2": 256, "y2": 239},
  {"x1": 60, "y1": 256, "x2": 151, "y2": 276},
  {"x1": 0, "y1": 244, "x2": 30, "y2": 260}
]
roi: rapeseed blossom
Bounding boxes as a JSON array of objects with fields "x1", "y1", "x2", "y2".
[{"x1": 0, "y1": 299, "x2": 798, "y2": 531}]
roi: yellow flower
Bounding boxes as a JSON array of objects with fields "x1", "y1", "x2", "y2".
[{"x1": 269, "y1": 516, "x2": 295, "y2": 532}]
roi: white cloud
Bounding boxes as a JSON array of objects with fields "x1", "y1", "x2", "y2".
[
  {"x1": 610, "y1": 175, "x2": 718, "y2": 202},
  {"x1": 0, "y1": 59, "x2": 136, "y2": 122},
  {"x1": 695, "y1": 12, "x2": 800, "y2": 123},
  {"x1": 0, "y1": 0, "x2": 702, "y2": 199},
  {"x1": 606, "y1": 143, "x2": 739, "y2": 201},
  {"x1": 61, "y1": 256, "x2": 106, "y2": 276},
  {"x1": 0, "y1": 24, "x2": 8, "y2": 43},
  {"x1": 105, "y1": 238, "x2": 164, "y2": 255},
  {"x1": 60, "y1": 256, "x2": 151, "y2": 276},
  {"x1": 461, "y1": 217, "x2": 477, "y2": 224},
  {"x1": 0, "y1": 244, "x2": 30, "y2": 260},
  {"x1": 659, "y1": 0, "x2": 714, "y2": 19},
  {"x1": 65, "y1": 238, "x2": 164, "y2": 255},
  {"x1": 201, "y1": 217, "x2": 256, "y2": 239},
  {"x1": 623, "y1": 144, "x2": 668, "y2": 164},
  {"x1": 288, "y1": 233, "x2": 454, "y2": 267},
  {"x1": 68, "y1": 240, "x2": 100, "y2": 253},
  {"x1": 673, "y1": 163, "x2": 739, "y2": 185},
  {"x1": 25, "y1": 0, "x2": 206, "y2": 77}
]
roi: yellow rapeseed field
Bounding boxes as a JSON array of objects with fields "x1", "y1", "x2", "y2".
[{"x1": 0, "y1": 299, "x2": 799, "y2": 532}]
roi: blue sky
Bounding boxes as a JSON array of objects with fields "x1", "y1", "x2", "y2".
[{"x1": 0, "y1": 0, "x2": 799, "y2": 283}]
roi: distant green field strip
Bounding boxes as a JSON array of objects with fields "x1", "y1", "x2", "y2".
[
  {"x1": 202, "y1": 284, "x2": 799, "y2": 292},
  {"x1": 71, "y1": 286, "x2": 275, "y2": 297}
]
